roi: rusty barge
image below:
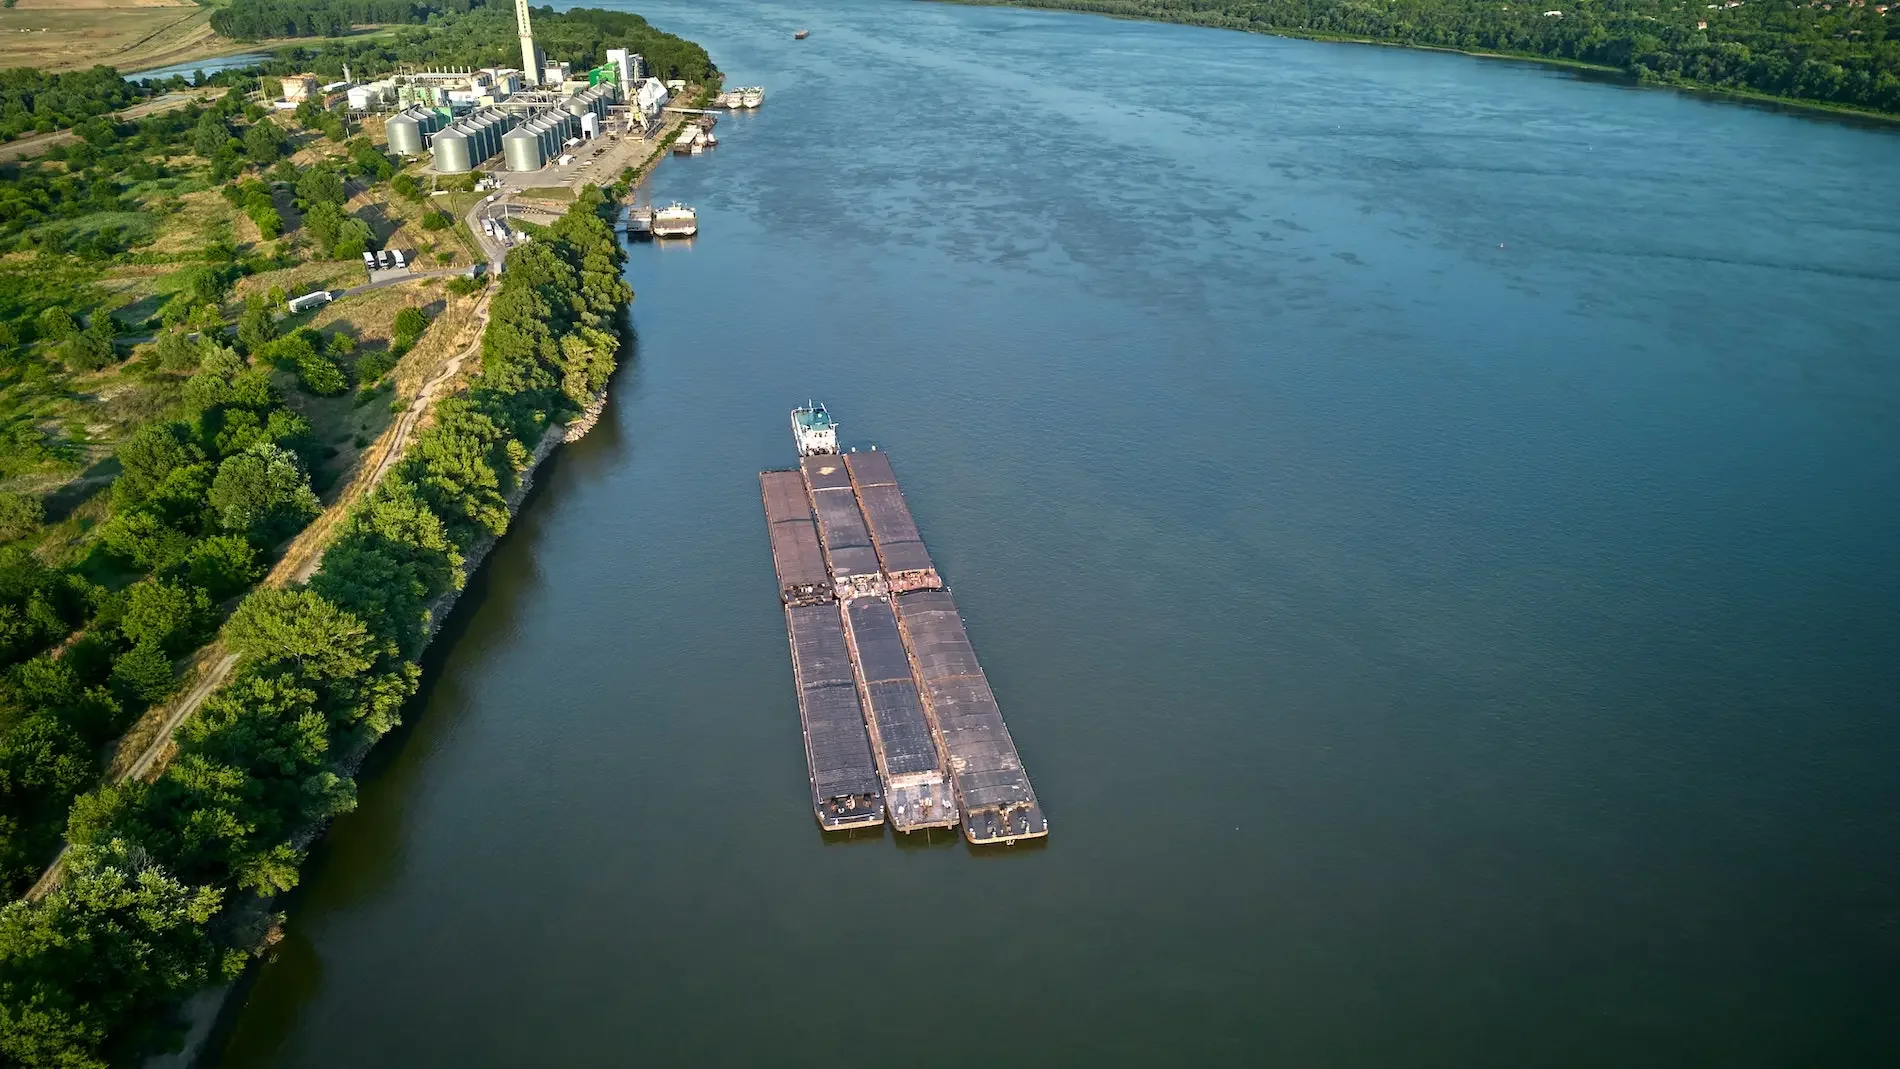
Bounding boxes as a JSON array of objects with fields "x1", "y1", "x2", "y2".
[{"x1": 760, "y1": 403, "x2": 1047, "y2": 843}]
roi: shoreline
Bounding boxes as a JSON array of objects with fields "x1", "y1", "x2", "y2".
[
  {"x1": 145, "y1": 386, "x2": 615, "y2": 1069},
  {"x1": 936, "y1": 0, "x2": 1900, "y2": 127},
  {"x1": 141, "y1": 147, "x2": 659, "y2": 1069}
]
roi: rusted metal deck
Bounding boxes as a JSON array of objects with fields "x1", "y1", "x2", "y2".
[
  {"x1": 800, "y1": 455, "x2": 885, "y2": 599},
  {"x1": 760, "y1": 473, "x2": 884, "y2": 831},
  {"x1": 763, "y1": 439, "x2": 1044, "y2": 844},
  {"x1": 839, "y1": 596, "x2": 958, "y2": 832},
  {"x1": 844, "y1": 451, "x2": 942, "y2": 593},
  {"x1": 893, "y1": 591, "x2": 1047, "y2": 843},
  {"x1": 849, "y1": 453, "x2": 1048, "y2": 845}
]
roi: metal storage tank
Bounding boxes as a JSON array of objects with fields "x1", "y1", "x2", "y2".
[
  {"x1": 386, "y1": 110, "x2": 424, "y2": 156},
  {"x1": 432, "y1": 127, "x2": 472, "y2": 173},
  {"x1": 502, "y1": 126, "x2": 544, "y2": 171},
  {"x1": 466, "y1": 116, "x2": 488, "y2": 162}
]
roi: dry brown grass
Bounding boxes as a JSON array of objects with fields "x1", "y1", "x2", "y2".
[
  {"x1": 0, "y1": 1, "x2": 221, "y2": 75},
  {"x1": 392, "y1": 282, "x2": 481, "y2": 399},
  {"x1": 306, "y1": 283, "x2": 433, "y2": 349},
  {"x1": 233, "y1": 263, "x2": 352, "y2": 303},
  {"x1": 271, "y1": 281, "x2": 480, "y2": 497},
  {"x1": 148, "y1": 190, "x2": 236, "y2": 254}
]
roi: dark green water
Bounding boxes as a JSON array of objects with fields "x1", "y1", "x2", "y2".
[{"x1": 215, "y1": 2, "x2": 1900, "y2": 1065}]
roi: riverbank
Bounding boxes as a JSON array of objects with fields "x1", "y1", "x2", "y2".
[
  {"x1": 937, "y1": 0, "x2": 1900, "y2": 125},
  {"x1": 0, "y1": 190, "x2": 637, "y2": 1069},
  {"x1": 146, "y1": 387, "x2": 606, "y2": 1069}
]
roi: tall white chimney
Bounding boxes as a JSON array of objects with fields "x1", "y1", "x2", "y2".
[{"x1": 515, "y1": 0, "x2": 542, "y2": 86}]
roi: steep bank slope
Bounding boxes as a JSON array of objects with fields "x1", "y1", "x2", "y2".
[{"x1": 0, "y1": 193, "x2": 632, "y2": 1069}]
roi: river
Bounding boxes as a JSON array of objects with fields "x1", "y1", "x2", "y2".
[
  {"x1": 212, "y1": 1, "x2": 1900, "y2": 1065},
  {"x1": 122, "y1": 53, "x2": 272, "y2": 85}
]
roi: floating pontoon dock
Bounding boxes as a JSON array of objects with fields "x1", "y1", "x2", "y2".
[
  {"x1": 760, "y1": 406, "x2": 1047, "y2": 844},
  {"x1": 760, "y1": 471, "x2": 884, "y2": 831}
]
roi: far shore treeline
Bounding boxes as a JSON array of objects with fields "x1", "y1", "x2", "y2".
[
  {"x1": 968, "y1": 0, "x2": 1900, "y2": 116},
  {"x1": 211, "y1": 0, "x2": 491, "y2": 42},
  {"x1": 215, "y1": 3, "x2": 718, "y2": 86},
  {"x1": 0, "y1": 193, "x2": 631, "y2": 1069}
]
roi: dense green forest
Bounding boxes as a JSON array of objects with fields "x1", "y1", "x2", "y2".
[
  {"x1": 0, "y1": 193, "x2": 629, "y2": 1069},
  {"x1": 210, "y1": 0, "x2": 490, "y2": 41},
  {"x1": 970, "y1": 0, "x2": 1900, "y2": 115},
  {"x1": 0, "y1": 77, "x2": 433, "y2": 912},
  {"x1": 0, "y1": 68, "x2": 162, "y2": 143},
  {"x1": 244, "y1": 5, "x2": 718, "y2": 84}
]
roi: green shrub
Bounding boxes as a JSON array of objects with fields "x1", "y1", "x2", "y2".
[
  {"x1": 110, "y1": 640, "x2": 177, "y2": 704},
  {"x1": 295, "y1": 353, "x2": 348, "y2": 396},
  {"x1": 353, "y1": 350, "x2": 396, "y2": 385}
]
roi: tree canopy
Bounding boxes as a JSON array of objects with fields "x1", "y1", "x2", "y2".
[{"x1": 979, "y1": 0, "x2": 1900, "y2": 115}]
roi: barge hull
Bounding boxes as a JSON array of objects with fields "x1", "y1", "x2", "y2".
[
  {"x1": 801, "y1": 455, "x2": 886, "y2": 597},
  {"x1": 843, "y1": 449, "x2": 1046, "y2": 844},
  {"x1": 760, "y1": 475, "x2": 884, "y2": 831},
  {"x1": 894, "y1": 591, "x2": 1047, "y2": 843},
  {"x1": 844, "y1": 451, "x2": 941, "y2": 591},
  {"x1": 839, "y1": 593, "x2": 958, "y2": 832},
  {"x1": 786, "y1": 603, "x2": 885, "y2": 830}
]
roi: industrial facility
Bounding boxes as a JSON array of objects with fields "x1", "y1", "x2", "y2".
[{"x1": 346, "y1": 0, "x2": 670, "y2": 174}]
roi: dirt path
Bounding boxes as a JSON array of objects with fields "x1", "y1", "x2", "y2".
[
  {"x1": 24, "y1": 280, "x2": 498, "y2": 902},
  {"x1": 0, "y1": 88, "x2": 213, "y2": 164}
]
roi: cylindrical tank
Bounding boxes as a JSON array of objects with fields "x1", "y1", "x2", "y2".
[
  {"x1": 432, "y1": 128, "x2": 472, "y2": 173},
  {"x1": 503, "y1": 127, "x2": 543, "y2": 171},
  {"x1": 386, "y1": 111, "x2": 423, "y2": 156}
]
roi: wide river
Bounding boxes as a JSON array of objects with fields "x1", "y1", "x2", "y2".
[{"x1": 215, "y1": 1, "x2": 1900, "y2": 1065}]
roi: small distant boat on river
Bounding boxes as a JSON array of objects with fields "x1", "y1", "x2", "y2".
[
  {"x1": 651, "y1": 201, "x2": 697, "y2": 239},
  {"x1": 794, "y1": 28, "x2": 809, "y2": 39}
]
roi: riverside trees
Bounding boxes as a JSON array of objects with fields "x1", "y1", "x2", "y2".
[
  {"x1": 0, "y1": 348, "x2": 322, "y2": 899},
  {"x1": 981, "y1": 0, "x2": 1900, "y2": 115},
  {"x1": 0, "y1": 192, "x2": 629, "y2": 1068}
]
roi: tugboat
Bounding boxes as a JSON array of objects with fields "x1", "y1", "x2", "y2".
[
  {"x1": 624, "y1": 205, "x2": 654, "y2": 241},
  {"x1": 791, "y1": 401, "x2": 838, "y2": 456},
  {"x1": 651, "y1": 201, "x2": 698, "y2": 239},
  {"x1": 795, "y1": 28, "x2": 810, "y2": 39}
]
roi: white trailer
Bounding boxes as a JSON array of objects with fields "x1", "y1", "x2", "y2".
[{"x1": 286, "y1": 290, "x2": 334, "y2": 314}]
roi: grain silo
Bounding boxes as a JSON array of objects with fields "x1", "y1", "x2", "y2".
[
  {"x1": 432, "y1": 125, "x2": 472, "y2": 173},
  {"x1": 385, "y1": 107, "x2": 427, "y2": 156},
  {"x1": 502, "y1": 124, "x2": 543, "y2": 172},
  {"x1": 562, "y1": 84, "x2": 613, "y2": 123}
]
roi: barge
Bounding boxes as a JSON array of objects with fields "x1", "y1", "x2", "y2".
[
  {"x1": 760, "y1": 470, "x2": 884, "y2": 830},
  {"x1": 759, "y1": 404, "x2": 1046, "y2": 844}
]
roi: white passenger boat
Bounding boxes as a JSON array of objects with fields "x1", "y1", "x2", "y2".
[{"x1": 651, "y1": 201, "x2": 698, "y2": 239}]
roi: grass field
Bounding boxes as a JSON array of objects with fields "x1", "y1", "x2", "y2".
[{"x1": 0, "y1": 0, "x2": 230, "y2": 76}]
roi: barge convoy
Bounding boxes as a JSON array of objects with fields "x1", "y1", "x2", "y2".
[{"x1": 759, "y1": 404, "x2": 1047, "y2": 844}]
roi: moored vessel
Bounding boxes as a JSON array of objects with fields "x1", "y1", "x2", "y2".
[
  {"x1": 624, "y1": 205, "x2": 654, "y2": 240},
  {"x1": 742, "y1": 86, "x2": 764, "y2": 108},
  {"x1": 651, "y1": 201, "x2": 697, "y2": 238},
  {"x1": 791, "y1": 402, "x2": 839, "y2": 456}
]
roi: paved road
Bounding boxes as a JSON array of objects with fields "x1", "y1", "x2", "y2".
[{"x1": 339, "y1": 266, "x2": 470, "y2": 298}]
